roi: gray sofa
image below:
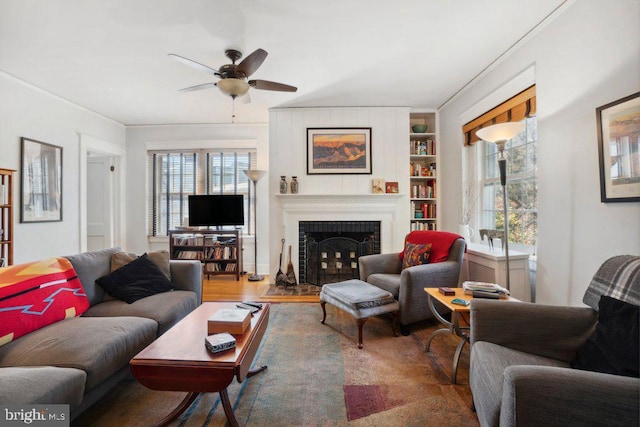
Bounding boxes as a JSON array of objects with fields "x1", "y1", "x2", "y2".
[
  {"x1": 470, "y1": 255, "x2": 639, "y2": 427},
  {"x1": 0, "y1": 247, "x2": 202, "y2": 420},
  {"x1": 359, "y1": 237, "x2": 466, "y2": 335}
]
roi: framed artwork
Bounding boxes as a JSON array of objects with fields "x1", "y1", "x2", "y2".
[
  {"x1": 385, "y1": 182, "x2": 399, "y2": 193},
  {"x1": 307, "y1": 128, "x2": 372, "y2": 174},
  {"x1": 372, "y1": 178, "x2": 385, "y2": 194},
  {"x1": 596, "y1": 92, "x2": 640, "y2": 202},
  {"x1": 21, "y1": 137, "x2": 63, "y2": 222}
]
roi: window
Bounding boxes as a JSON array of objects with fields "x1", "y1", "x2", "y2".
[
  {"x1": 147, "y1": 149, "x2": 256, "y2": 237},
  {"x1": 462, "y1": 84, "x2": 537, "y2": 251},
  {"x1": 480, "y1": 116, "x2": 537, "y2": 248}
]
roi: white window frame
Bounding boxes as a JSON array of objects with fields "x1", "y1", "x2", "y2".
[
  {"x1": 477, "y1": 116, "x2": 538, "y2": 253},
  {"x1": 145, "y1": 140, "x2": 258, "y2": 239}
]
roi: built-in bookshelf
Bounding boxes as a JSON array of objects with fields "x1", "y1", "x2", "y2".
[
  {"x1": 409, "y1": 111, "x2": 438, "y2": 231},
  {"x1": 169, "y1": 229, "x2": 243, "y2": 280},
  {"x1": 0, "y1": 168, "x2": 15, "y2": 267}
]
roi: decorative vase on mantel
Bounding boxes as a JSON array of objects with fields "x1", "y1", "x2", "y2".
[
  {"x1": 279, "y1": 176, "x2": 288, "y2": 194},
  {"x1": 459, "y1": 224, "x2": 474, "y2": 242},
  {"x1": 290, "y1": 176, "x2": 299, "y2": 194}
]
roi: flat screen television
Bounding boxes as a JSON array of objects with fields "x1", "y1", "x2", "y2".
[{"x1": 188, "y1": 195, "x2": 244, "y2": 227}]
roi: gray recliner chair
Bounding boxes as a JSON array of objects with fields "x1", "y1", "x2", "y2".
[
  {"x1": 469, "y1": 255, "x2": 640, "y2": 427},
  {"x1": 358, "y1": 231, "x2": 466, "y2": 335}
]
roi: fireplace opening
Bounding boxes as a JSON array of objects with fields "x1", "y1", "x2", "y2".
[{"x1": 299, "y1": 221, "x2": 381, "y2": 286}]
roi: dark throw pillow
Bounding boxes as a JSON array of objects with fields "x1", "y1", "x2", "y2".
[
  {"x1": 402, "y1": 242, "x2": 432, "y2": 270},
  {"x1": 96, "y1": 253, "x2": 174, "y2": 304},
  {"x1": 570, "y1": 295, "x2": 639, "y2": 378}
]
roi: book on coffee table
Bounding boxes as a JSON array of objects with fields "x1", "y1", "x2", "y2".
[
  {"x1": 208, "y1": 308, "x2": 251, "y2": 334},
  {"x1": 205, "y1": 332, "x2": 237, "y2": 353}
]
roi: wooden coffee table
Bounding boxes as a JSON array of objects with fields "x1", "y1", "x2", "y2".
[
  {"x1": 130, "y1": 302, "x2": 270, "y2": 427},
  {"x1": 424, "y1": 288, "x2": 516, "y2": 384}
]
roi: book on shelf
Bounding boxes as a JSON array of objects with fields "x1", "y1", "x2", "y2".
[
  {"x1": 173, "y1": 234, "x2": 204, "y2": 246},
  {"x1": 204, "y1": 263, "x2": 221, "y2": 272},
  {"x1": 410, "y1": 139, "x2": 436, "y2": 156},
  {"x1": 410, "y1": 222, "x2": 437, "y2": 231},
  {"x1": 207, "y1": 308, "x2": 251, "y2": 334},
  {"x1": 410, "y1": 183, "x2": 436, "y2": 199},
  {"x1": 410, "y1": 162, "x2": 436, "y2": 177},
  {"x1": 174, "y1": 250, "x2": 203, "y2": 260}
]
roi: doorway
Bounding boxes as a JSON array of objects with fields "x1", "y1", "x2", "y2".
[
  {"x1": 86, "y1": 155, "x2": 115, "y2": 251},
  {"x1": 79, "y1": 134, "x2": 126, "y2": 253}
]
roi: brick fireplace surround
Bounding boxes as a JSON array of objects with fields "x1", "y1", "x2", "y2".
[
  {"x1": 276, "y1": 194, "x2": 404, "y2": 283},
  {"x1": 299, "y1": 220, "x2": 381, "y2": 285}
]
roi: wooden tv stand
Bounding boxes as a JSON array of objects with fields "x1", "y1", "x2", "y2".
[{"x1": 169, "y1": 229, "x2": 243, "y2": 280}]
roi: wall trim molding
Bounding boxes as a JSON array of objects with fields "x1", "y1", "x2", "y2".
[
  {"x1": 0, "y1": 71, "x2": 125, "y2": 127},
  {"x1": 439, "y1": 0, "x2": 574, "y2": 111}
]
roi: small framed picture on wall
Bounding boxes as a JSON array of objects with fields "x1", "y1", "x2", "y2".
[
  {"x1": 21, "y1": 137, "x2": 63, "y2": 222},
  {"x1": 596, "y1": 91, "x2": 640, "y2": 202}
]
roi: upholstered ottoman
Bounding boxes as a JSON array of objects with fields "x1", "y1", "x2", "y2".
[{"x1": 320, "y1": 279, "x2": 399, "y2": 349}]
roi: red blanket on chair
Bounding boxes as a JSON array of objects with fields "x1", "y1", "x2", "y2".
[{"x1": 399, "y1": 231, "x2": 464, "y2": 263}]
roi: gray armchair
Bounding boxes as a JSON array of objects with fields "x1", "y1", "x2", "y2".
[
  {"x1": 358, "y1": 234, "x2": 466, "y2": 335},
  {"x1": 470, "y1": 255, "x2": 640, "y2": 427}
]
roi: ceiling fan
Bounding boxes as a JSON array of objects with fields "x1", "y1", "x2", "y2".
[{"x1": 169, "y1": 48, "x2": 297, "y2": 100}]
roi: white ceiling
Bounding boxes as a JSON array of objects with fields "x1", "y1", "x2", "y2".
[{"x1": 0, "y1": 0, "x2": 567, "y2": 126}]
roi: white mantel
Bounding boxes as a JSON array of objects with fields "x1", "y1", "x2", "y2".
[{"x1": 276, "y1": 193, "x2": 406, "y2": 277}]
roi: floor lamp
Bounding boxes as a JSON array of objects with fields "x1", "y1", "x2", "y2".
[
  {"x1": 476, "y1": 122, "x2": 525, "y2": 291},
  {"x1": 243, "y1": 169, "x2": 267, "y2": 281}
]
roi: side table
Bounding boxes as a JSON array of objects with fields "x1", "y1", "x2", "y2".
[{"x1": 424, "y1": 287, "x2": 517, "y2": 384}]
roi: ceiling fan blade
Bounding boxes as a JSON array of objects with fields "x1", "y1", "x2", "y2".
[
  {"x1": 236, "y1": 49, "x2": 267, "y2": 77},
  {"x1": 249, "y1": 79, "x2": 297, "y2": 92},
  {"x1": 179, "y1": 82, "x2": 217, "y2": 92},
  {"x1": 168, "y1": 53, "x2": 219, "y2": 76}
]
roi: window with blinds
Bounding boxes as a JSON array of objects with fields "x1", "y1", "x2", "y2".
[
  {"x1": 147, "y1": 149, "x2": 257, "y2": 237},
  {"x1": 465, "y1": 84, "x2": 538, "y2": 249},
  {"x1": 463, "y1": 85, "x2": 536, "y2": 146}
]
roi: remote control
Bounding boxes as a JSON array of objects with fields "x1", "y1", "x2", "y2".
[
  {"x1": 236, "y1": 303, "x2": 259, "y2": 314},
  {"x1": 242, "y1": 301, "x2": 263, "y2": 309}
]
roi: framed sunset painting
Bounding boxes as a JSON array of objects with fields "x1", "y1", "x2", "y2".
[{"x1": 307, "y1": 128, "x2": 372, "y2": 174}]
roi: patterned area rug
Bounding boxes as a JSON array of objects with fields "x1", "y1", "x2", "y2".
[
  {"x1": 265, "y1": 282, "x2": 322, "y2": 296},
  {"x1": 73, "y1": 303, "x2": 478, "y2": 426}
]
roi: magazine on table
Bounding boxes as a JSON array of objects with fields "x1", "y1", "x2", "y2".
[{"x1": 462, "y1": 281, "x2": 510, "y2": 296}]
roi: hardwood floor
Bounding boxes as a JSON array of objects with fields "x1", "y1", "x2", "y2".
[{"x1": 202, "y1": 274, "x2": 320, "y2": 303}]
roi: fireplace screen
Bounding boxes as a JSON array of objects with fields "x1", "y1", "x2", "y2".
[{"x1": 299, "y1": 221, "x2": 380, "y2": 286}]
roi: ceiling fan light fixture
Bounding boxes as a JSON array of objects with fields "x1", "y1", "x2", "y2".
[{"x1": 217, "y1": 78, "x2": 250, "y2": 98}]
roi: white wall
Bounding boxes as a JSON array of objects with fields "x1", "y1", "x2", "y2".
[
  {"x1": 124, "y1": 124, "x2": 269, "y2": 274},
  {"x1": 439, "y1": 0, "x2": 640, "y2": 306},
  {"x1": 268, "y1": 107, "x2": 411, "y2": 279},
  {"x1": 0, "y1": 73, "x2": 126, "y2": 263}
]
